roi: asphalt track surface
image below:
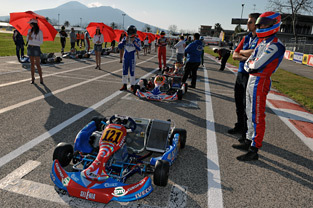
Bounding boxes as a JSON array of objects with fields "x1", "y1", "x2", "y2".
[{"x1": 0, "y1": 48, "x2": 312, "y2": 208}]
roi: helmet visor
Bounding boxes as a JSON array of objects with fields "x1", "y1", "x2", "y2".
[{"x1": 255, "y1": 17, "x2": 276, "y2": 28}]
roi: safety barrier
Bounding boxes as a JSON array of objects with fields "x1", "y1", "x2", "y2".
[{"x1": 284, "y1": 50, "x2": 313, "y2": 67}]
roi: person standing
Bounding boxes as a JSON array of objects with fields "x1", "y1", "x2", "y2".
[
  {"x1": 119, "y1": 32, "x2": 126, "y2": 63},
  {"x1": 200, "y1": 36, "x2": 205, "y2": 66},
  {"x1": 118, "y1": 25, "x2": 141, "y2": 91},
  {"x1": 84, "y1": 30, "x2": 90, "y2": 52},
  {"x1": 174, "y1": 36, "x2": 185, "y2": 64},
  {"x1": 232, "y1": 12, "x2": 285, "y2": 161},
  {"x1": 12, "y1": 29, "x2": 25, "y2": 62},
  {"x1": 80, "y1": 31, "x2": 85, "y2": 48},
  {"x1": 213, "y1": 47, "x2": 231, "y2": 71},
  {"x1": 59, "y1": 26, "x2": 67, "y2": 54},
  {"x1": 70, "y1": 28, "x2": 76, "y2": 49},
  {"x1": 143, "y1": 36, "x2": 149, "y2": 55},
  {"x1": 76, "y1": 31, "x2": 81, "y2": 48},
  {"x1": 228, "y1": 13, "x2": 260, "y2": 137},
  {"x1": 26, "y1": 19, "x2": 44, "y2": 84},
  {"x1": 157, "y1": 31, "x2": 167, "y2": 70},
  {"x1": 181, "y1": 33, "x2": 203, "y2": 88},
  {"x1": 93, "y1": 27, "x2": 104, "y2": 70}
]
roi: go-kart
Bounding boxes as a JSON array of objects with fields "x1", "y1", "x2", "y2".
[
  {"x1": 162, "y1": 62, "x2": 184, "y2": 77},
  {"x1": 63, "y1": 49, "x2": 91, "y2": 59},
  {"x1": 133, "y1": 71, "x2": 188, "y2": 101},
  {"x1": 51, "y1": 115, "x2": 186, "y2": 204}
]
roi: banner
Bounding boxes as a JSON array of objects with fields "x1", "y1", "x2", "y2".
[
  {"x1": 289, "y1": 52, "x2": 294, "y2": 60},
  {"x1": 293, "y1": 52, "x2": 303, "y2": 63},
  {"x1": 307, "y1": 55, "x2": 313, "y2": 67},
  {"x1": 284, "y1": 50, "x2": 290, "y2": 59},
  {"x1": 302, "y1": 54, "x2": 309, "y2": 65}
]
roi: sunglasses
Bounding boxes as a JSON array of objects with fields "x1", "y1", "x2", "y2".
[{"x1": 247, "y1": 21, "x2": 254, "y2": 24}]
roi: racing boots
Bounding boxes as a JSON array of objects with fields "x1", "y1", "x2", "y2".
[
  {"x1": 237, "y1": 146, "x2": 259, "y2": 161},
  {"x1": 232, "y1": 138, "x2": 251, "y2": 151},
  {"x1": 228, "y1": 123, "x2": 245, "y2": 134},
  {"x1": 120, "y1": 84, "x2": 127, "y2": 91}
]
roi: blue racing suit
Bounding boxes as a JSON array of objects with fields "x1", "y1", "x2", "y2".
[{"x1": 118, "y1": 37, "x2": 141, "y2": 85}]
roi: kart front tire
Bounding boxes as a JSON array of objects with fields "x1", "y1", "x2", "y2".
[
  {"x1": 177, "y1": 89, "x2": 183, "y2": 100},
  {"x1": 53, "y1": 142, "x2": 73, "y2": 167},
  {"x1": 154, "y1": 160, "x2": 170, "y2": 186},
  {"x1": 133, "y1": 85, "x2": 140, "y2": 95}
]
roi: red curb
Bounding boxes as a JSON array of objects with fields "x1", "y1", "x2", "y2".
[
  {"x1": 267, "y1": 99, "x2": 309, "y2": 113},
  {"x1": 269, "y1": 90, "x2": 285, "y2": 96},
  {"x1": 289, "y1": 119, "x2": 313, "y2": 138}
]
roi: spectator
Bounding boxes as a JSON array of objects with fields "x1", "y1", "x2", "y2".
[
  {"x1": 174, "y1": 36, "x2": 185, "y2": 63},
  {"x1": 93, "y1": 27, "x2": 104, "y2": 70},
  {"x1": 228, "y1": 13, "x2": 260, "y2": 138},
  {"x1": 59, "y1": 26, "x2": 67, "y2": 54},
  {"x1": 76, "y1": 31, "x2": 81, "y2": 48},
  {"x1": 111, "y1": 39, "x2": 116, "y2": 51},
  {"x1": 157, "y1": 31, "x2": 167, "y2": 70},
  {"x1": 26, "y1": 19, "x2": 44, "y2": 84},
  {"x1": 232, "y1": 12, "x2": 285, "y2": 161},
  {"x1": 143, "y1": 36, "x2": 149, "y2": 55},
  {"x1": 80, "y1": 31, "x2": 85, "y2": 48},
  {"x1": 12, "y1": 29, "x2": 25, "y2": 62},
  {"x1": 213, "y1": 47, "x2": 231, "y2": 71},
  {"x1": 70, "y1": 28, "x2": 76, "y2": 49},
  {"x1": 84, "y1": 31, "x2": 90, "y2": 52},
  {"x1": 181, "y1": 33, "x2": 203, "y2": 88},
  {"x1": 118, "y1": 25, "x2": 141, "y2": 91}
]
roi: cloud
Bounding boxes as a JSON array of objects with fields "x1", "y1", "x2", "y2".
[{"x1": 88, "y1": 2, "x2": 103, "y2": 8}]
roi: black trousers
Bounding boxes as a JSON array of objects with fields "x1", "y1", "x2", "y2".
[
  {"x1": 234, "y1": 71, "x2": 249, "y2": 132},
  {"x1": 16, "y1": 44, "x2": 24, "y2": 60},
  {"x1": 182, "y1": 62, "x2": 200, "y2": 87},
  {"x1": 220, "y1": 52, "x2": 230, "y2": 70}
]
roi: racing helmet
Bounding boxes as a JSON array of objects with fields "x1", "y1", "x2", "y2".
[
  {"x1": 160, "y1": 31, "x2": 165, "y2": 37},
  {"x1": 127, "y1": 25, "x2": 137, "y2": 37},
  {"x1": 255, "y1": 11, "x2": 281, "y2": 38},
  {"x1": 200, "y1": 36, "x2": 204, "y2": 41}
]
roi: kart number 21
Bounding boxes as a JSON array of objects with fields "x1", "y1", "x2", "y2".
[{"x1": 102, "y1": 129, "x2": 123, "y2": 144}]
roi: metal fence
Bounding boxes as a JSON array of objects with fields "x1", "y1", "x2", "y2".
[{"x1": 285, "y1": 43, "x2": 313, "y2": 54}]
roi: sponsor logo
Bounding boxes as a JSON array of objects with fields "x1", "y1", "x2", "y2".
[
  {"x1": 55, "y1": 162, "x2": 64, "y2": 178},
  {"x1": 70, "y1": 174, "x2": 79, "y2": 182},
  {"x1": 112, "y1": 187, "x2": 128, "y2": 197},
  {"x1": 127, "y1": 179, "x2": 146, "y2": 192},
  {"x1": 80, "y1": 191, "x2": 96, "y2": 200},
  {"x1": 104, "y1": 183, "x2": 118, "y2": 188},
  {"x1": 62, "y1": 177, "x2": 70, "y2": 186},
  {"x1": 135, "y1": 186, "x2": 152, "y2": 199}
]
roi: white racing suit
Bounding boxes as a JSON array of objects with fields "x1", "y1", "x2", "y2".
[
  {"x1": 244, "y1": 35, "x2": 285, "y2": 148},
  {"x1": 118, "y1": 37, "x2": 141, "y2": 85}
]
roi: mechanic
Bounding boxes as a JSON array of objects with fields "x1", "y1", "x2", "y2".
[
  {"x1": 157, "y1": 31, "x2": 167, "y2": 70},
  {"x1": 59, "y1": 26, "x2": 68, "y2": 54},
  {"x1": 118, "y1": 25, "x2": 141, "y2": 91},
  {"x1": 213, "y1": 47, "x2": 231, "y2": 71},
  {"x1": 181, "y1": 33, "x2": 203, "y2": 88},
  {"x1": 232, "y1": 11, "x2": 285, "y2": 161},
  {"x1": 228, "y1": 13, "x2": 260, "y2": 137}
]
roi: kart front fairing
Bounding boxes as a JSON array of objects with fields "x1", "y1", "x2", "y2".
[
  {"x1": 51, "y1": 160, "x2": 153, "y2": 203},
  {"x1": 136, "y1": 87, "x2": 178, "y2": 101}
]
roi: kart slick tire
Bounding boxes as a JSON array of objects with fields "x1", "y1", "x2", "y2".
[
  {"x1": 154, "y1": 160, "x2": 170, "y2": 186},
  {"x1": 177, "y1": 89, "x2": 183, "y2": 100},
  {"x1": 53, "y1": 142, "x2": 73, "y2": 167},
  {"x1": 170, "y1": 128, "x2": 187, "y2": 149},
  {"x1": 133, "y1": 85, "x2": 140, "y2": 95}
]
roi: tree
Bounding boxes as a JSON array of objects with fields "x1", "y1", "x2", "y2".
[
  {"x1": 64, "y1": 21, "x2": 70, "y2": 27},
  {"x1": 213, "y1": 23, "x2": 223, "y2": 37},
  {"x1": 267, "y1": 0, "x2": 313, "y2": 43},
  {"x1": 168, "y1": 24, "x2": 178, "y2": 34},
  {"x1": 110, "y1": 22, "x2": 117, "y2": 30}
]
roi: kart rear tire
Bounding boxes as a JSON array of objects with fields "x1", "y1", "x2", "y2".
[
  {"x1": 53, "y1": 142, "x2": 73, "y2": 167},
  {"x1": 170, "y1": 128, "x2": 187, "y2": 149},
  {"x1": 177, "y1": 89, "x2": 183, "y2": 100},
  {"x1": 154, "y1": 160, "x2": 170, "y2": 186}
]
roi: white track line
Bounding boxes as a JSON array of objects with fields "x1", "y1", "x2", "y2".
[
  {"x1": 0, "y1": 50, "x2": 174, "y2": 169},
  {"x1": 204, "y1": 65, "x2": 224, "y2": 208}
]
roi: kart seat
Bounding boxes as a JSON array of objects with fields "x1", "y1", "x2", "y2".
[{"x1": 146, "y1": 119, "x2": 171, "y2": 153}]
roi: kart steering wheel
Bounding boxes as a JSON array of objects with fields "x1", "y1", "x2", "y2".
[{"x1": 109, "y1": 115, "x2": 136, "y2": 132}]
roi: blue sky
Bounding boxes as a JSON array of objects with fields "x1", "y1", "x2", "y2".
[{"x1": 1, "y1": 0, "x2": 269, "y2": 31}]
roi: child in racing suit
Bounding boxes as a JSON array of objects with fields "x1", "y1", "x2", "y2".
[
  {"x1": 232, "y1": 11, "x2": 285, "y2": 161},
  {"x1": 158, "y1": 31, "x2": 167, "y2": 70},
  {"x1": 118, "y1": 25, "x2": 141, "y2": 91}
]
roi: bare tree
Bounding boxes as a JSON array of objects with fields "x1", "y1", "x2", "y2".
[
  {"x1": 64, "y1": 21, "x2": 70, "y2": 27},
  {"x1": 168, "y1": 24, "x2": 178, "y2": 34},
  {"x1": 268, "y1": 0, "x2": 313, "y2": 43},
  {"x1": 213, "y1": 23, "x2": 223, "y2": 37}
]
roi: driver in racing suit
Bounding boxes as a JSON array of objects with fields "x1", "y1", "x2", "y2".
[
  {"x1": 118, "y1": 25, "x2": 141, "y2": 91},
  {"x1": 232, "y1": 11, "x2": 285, "y2": 161},
  {"x1": 158, "y1": 31, "x2": 167, "y2": 70}
]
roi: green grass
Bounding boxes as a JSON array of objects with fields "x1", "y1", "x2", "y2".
[{"x1": 204, "y1": 46, "x2": 313, "y2": 113}]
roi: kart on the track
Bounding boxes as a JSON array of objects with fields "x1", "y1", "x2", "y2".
[
  {"x1": 51, "y1": 115, "x2": 186, "y2": 204},
  {"x1": 62, "y1": 49, "x2": 91, "y2": 59},
  {"x1": 133, "y1": 63, "x2": 187, "y2": 101}
]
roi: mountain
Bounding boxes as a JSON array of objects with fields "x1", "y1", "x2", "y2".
[{"x1": 0, "y1": 1, "x2": 160, "y2": 32}]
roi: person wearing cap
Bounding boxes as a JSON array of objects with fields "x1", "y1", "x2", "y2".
[
  {"x1": 228, "y1": 13, "x2": 260, "y2": 138},
  {"x1": 118, "y1": 25, "x2": 141, "y2": 91},
  {"x1": 93, "y1": 27, "x2": 104, "y2": 70},
  {"x1": 157, "y1": 31, "x2": 167, "y2": 70},
  {"x1": 232, "y1": 11, "x2": 285, "y2": 161},
  {"x1": 213, "y1": 47, "x2": 231, "y2": 71},
  {"x1": 181, "y1": 33, "x2": 203, "y2": 88},
  {"x1": 173, "y1": 36, "x2": 185, "y2": 64},
  {"x1": 59, "y1": 26, "x2": 68, "y2": 54},
  {"x1": 27, "y1": 18, "x2": 44, "y2": 84},
  {"x1": 12, "y1": 29, "x2": 25, "y2": 62},
  {"x1": 70, "y1": 28, "x2": 76, "y2": 49}
]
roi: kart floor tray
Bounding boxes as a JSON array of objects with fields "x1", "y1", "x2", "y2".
[{"x1": 146, "y1": 119, "x2": 171, "y2": 153}]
